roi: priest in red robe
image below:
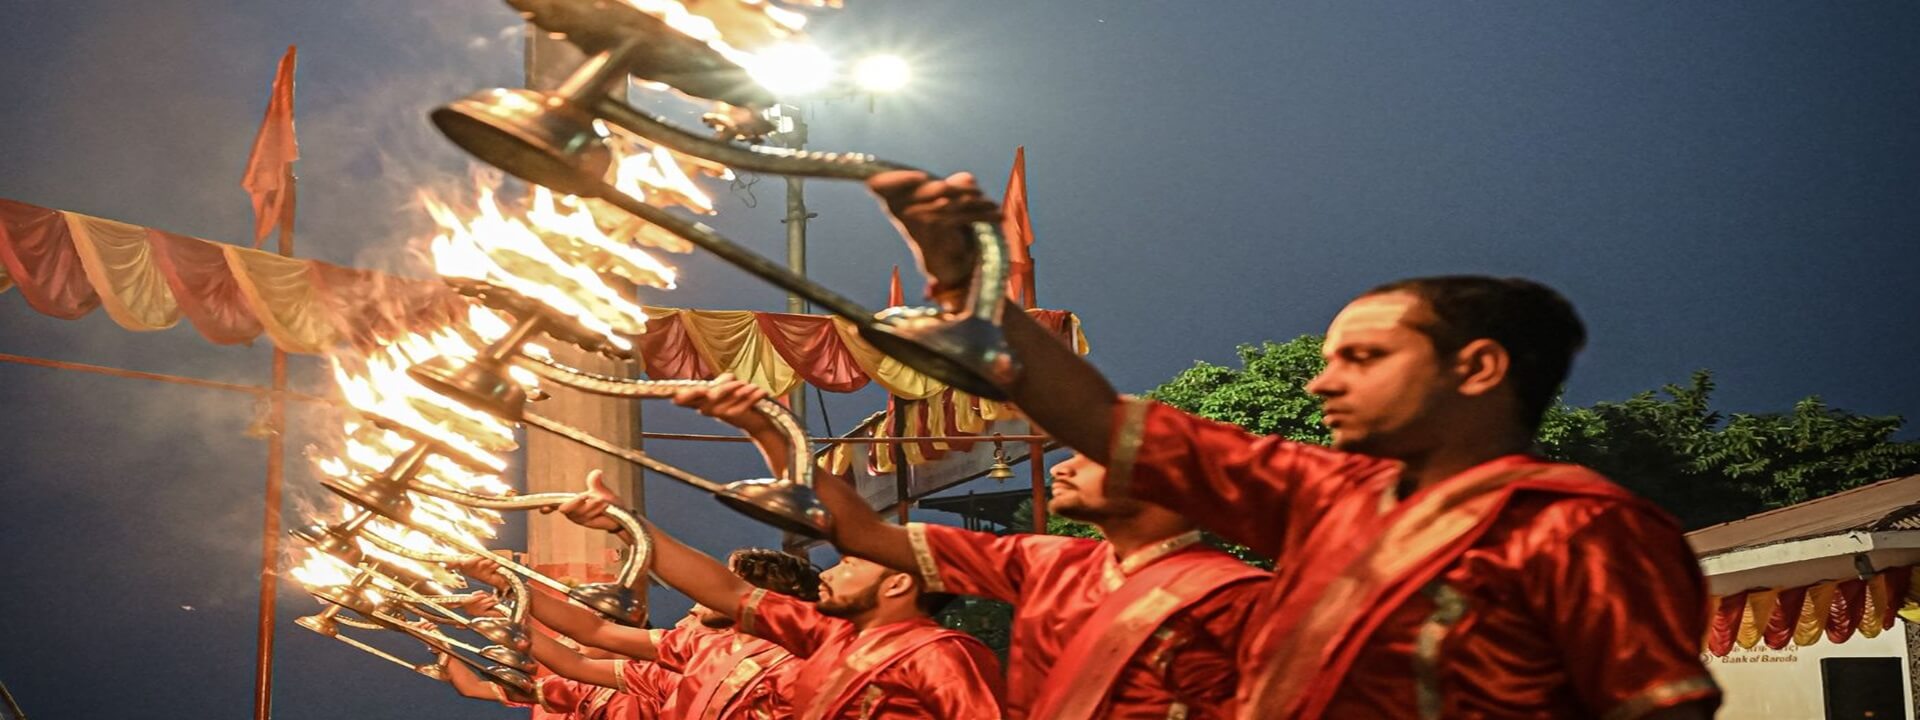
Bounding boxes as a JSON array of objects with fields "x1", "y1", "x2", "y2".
[
  {"x1": 436, "y1": 645, "x2": 669, "y2": 720},
  {"x1": 459, "y1": 546, "x2": 816, "y2": 720},
  {"x1": 859, "y1": 172, "x2": 1721, "y2": 719},
  {"x1": 556, "y1": 475, "x2": 1007, "y2": 719},
  {"x1": 670, "y1": 378, "x2": 1267, "y2": 719}
]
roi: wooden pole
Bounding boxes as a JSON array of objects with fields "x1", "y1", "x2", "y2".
[
  {"x1": 0, "y1": 352, "x2": 327, "y2": 403},
  {"x1": 1024, "y1": 257, "x2": 1037, "y2": 309},
  {"x1": 892, "y1": 402, "x2": 912, "y2": 523},
  {"x1": 252, "y1": 168, "x2": 295, "y2": 720},
  {"x1": 0, "y1": 680, "x2": 26, "y2": 720},
  {"x1": 1029, "y1": 440, "x2": 1047, "y2": 533}
]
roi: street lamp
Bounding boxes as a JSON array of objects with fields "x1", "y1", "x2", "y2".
[
  {"x1": 851, "y1": 54, "x2": 911, "y2": 94},
  {"x1": 758, "y1": 48, "x2": 914, "y2": 427}
]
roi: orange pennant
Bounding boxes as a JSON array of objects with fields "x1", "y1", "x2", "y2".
[
  {"x1": 1002, "y1": 146, "x2": 1035, "y2": 307},
  {"x1": 242, "y1": 46, "x2": 299, "y2": 249}
]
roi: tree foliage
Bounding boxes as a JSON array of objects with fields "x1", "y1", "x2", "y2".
[
  {"x1": 1146, "y1": 338, "x2": 1332, "y2": 445},
  {"x1": 1538, "y1": 370, "x2": 1920, "y2": 527}
]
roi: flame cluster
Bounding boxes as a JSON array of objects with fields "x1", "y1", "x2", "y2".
[
  {"x1": 286, "y1": 0, "x2": 829, "y2": 662},
  {"x1": 620, "y1": 0, "x2": 811, "y2": 70},
  {"x1": 291, "y1": 134, "x2": 723, "y2": 599}
]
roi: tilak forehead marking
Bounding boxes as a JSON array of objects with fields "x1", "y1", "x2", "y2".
[{"x1": 1326, "y1": 295, "x2": 1420, "y2": 344}]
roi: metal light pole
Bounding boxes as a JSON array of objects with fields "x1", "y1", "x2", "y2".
[
  {"x1": 778, "y1": 105, "x2": 814, "y2": 426},
  {"x1": 768, "y1": 56, "x2": 908, "y2": 446}
]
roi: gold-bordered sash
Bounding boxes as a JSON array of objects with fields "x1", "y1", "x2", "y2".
[
  {"x1": 802, "y1": 621, "x2": 973, "y2": 720},
  {"x1": 688, "y1": 640, "x2": 791, "y2": 720},
  {"x1": 580, "y1": 684, "x2": 618, "y2": 719},
  {"x1": 1248, "y1": 459, "x2": 1551, "y2": 718},
  {"x1": 1025, "y1": 550, "x2": 1266, "y2": 720}
]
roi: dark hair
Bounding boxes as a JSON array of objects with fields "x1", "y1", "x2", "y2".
[
  {"x1": 728, "y1": 548, "x2": 821, "y2": 601},
  {"x1": 1362, "y1": 276, "x2": 1586, "y2": 428},
  {"x1": 916, "y1": 590, "x2": 959, "y2": 617}
]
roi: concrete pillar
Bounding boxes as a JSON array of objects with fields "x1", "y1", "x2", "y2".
[{"x1": 521, "y1": 28, "x2": 646, "y2": 603}]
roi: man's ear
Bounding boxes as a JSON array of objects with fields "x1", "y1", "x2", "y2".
[
  {"x1": 881, "y1": 572, "x2": 916, "y2": 599},
  {"x1": 1452, "y1": 338, "x2": 1510, "y2": 398}
]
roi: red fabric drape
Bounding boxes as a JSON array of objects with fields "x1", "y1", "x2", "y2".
[
  {"x1": 0, "y1": 199, "x2": 99, "y2": 319},
  {"x1": 1879, "y1": 569, "x2": 1910, "y2": 632},
  {"x1": 1707, "y1": 564, "x2": 1920, "y2": 657},
  {"x1": 1826, "y1": 579, "x2": 1866, "y2": 645},
  {"x1": 1762, "y1": 585, "x2": 1807, "y2": 650},
  {"x1": 639, "y1": 312, "x2": 714, "y2": 379},
  {"x1": 1030, "y1": 309, "x2": 1076, "y2": 345},
  {"x1": 940, "y1": 394, "x2": 979, "y2": 453},
  {"x1": 4, "y1": 197, "x2": 1089, "y2": 412},
  {"x1": 754, "y1": 313, "x2": 869, "y2": 392},
  {"x1": 145, "y1": 229, "x2": 264, "y2": 345},
  {"x1": 909, "y1": 397, "x2": 939, "y2": 460},
  {"x1": 1706, "y1": 592, "x2": 1745, "y2": 657}
]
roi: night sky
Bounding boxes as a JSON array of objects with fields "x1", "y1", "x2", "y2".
[{"x1": 3, "y1": 1, "x2": 1918, "y2": 717}]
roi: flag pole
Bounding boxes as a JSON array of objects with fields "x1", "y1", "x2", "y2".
[
  {"x1": 1022, "y1": 150, "x2": 1036, "y2": 307},
  {"x1": 252, "y1": 164, "x2": 294, "y2": 720},
  {"x1": 249, "y1": 45, "x2": 298, "y2": 720},
  {"x1": 1024, "y1": 257, "x2": 1037, "y2": 309}
]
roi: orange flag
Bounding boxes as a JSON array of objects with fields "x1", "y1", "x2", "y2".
[
  {"x1": 242, "y1": 46, "x2": 300, "y2": 249},
  {"x1": 888, "y1": 264, "x2": 904, "y2": 306},
  {"x1": 1002, "y1": 146, "x2": 1035, "y2": 307}
]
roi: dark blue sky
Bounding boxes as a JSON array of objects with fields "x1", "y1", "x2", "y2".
[{"x1": 3, "y1": 1, "x2": 1917, "y2": 717}]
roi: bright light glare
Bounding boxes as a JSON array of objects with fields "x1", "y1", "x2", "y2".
[
  {"x1": 749, "y1": 44, "x2": 837, "y2": 96},
  {"x1": 852, "y1": 54, "x2": 912, "y2": 93}
]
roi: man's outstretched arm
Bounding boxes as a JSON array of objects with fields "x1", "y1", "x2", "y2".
[
  {"x1": 642, "y1": 519, "x2": 754, "y2": 617},
  {"x1": 438, "y1": 652, "x2": 532, "y2": 704},
  {"x1": 866, "y1": 171, "x2": 1122, "y2": 462},
  {"x1": 527, "y1": 632, "x2": 622, "y2": 689},
  {"x1": 810, "y1": 468, "x2": 920, "y2": 574},
  {"x1": 554, "y1": 478, "x2": 754, "y2": 617},
  {"x1": 670, "y1": 377, "x2": 921, "y2": 574},
  {"x1": 452, "y1": 555, "x2": 659, "y2": 660}
]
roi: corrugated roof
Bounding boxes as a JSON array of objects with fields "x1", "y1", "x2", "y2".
[{"x1": 1686, "y1": 474, "x2": 1920, "y2": 557}]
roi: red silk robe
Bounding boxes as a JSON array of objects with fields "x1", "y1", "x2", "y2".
[
  {"x1": 906, "y1": 522, "x2": 1267, "y2": 719},
  {"x1": 613, "y1": 657, "x2": 680, "y2": 714},
  {"x1": 1109, "y1": 397, "x2": 1721, "y2": 719},
  {"x1": 651, "y1": 623, "x2": 801, "y2": 720},
  {"x1": 533, "y1": 674, "x2": 656, "y2": 720},
  {"x1": 735, "y1": 588, "x2": 1006, "y2": 719}
]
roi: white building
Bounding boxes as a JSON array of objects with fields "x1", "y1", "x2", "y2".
[{"x1": 1688, "y1": 474, "x2": 1920, "y2": 719}]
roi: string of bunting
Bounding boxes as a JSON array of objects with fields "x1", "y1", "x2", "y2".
[
  {"x1": 1704, "y1": 564, "x2": 1920, "y2": 656},
  {"x1": 1, "y1": 197, "x2": 1090, "y2": 470}
]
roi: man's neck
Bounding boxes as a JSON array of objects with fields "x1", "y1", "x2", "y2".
[
  {"x1": 848, "y1": 605, "x2": 927, "y2": 634},
  {"x1": 1098, "y1": 519, "x2": 1196, "y2": 560},
  {"x1": 1397, "y1": 435, "x2": 1533, "y2": 495}
]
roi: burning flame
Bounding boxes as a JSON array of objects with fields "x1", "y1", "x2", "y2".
[
  {"x1": 330, "y1": 349, "x2": 511, "y2": 471},
  {"x1": 291, "y1": 547, "x2": 359, "y2": 589},
  {"x1": 426, "y1": 182, "x2": 669, "y2": 353},
  {"x1": 605, "y1": 139, "x2": 729, "y2": 215},
  {"x1": 616, "y1": 0, "x2": 803, "y2": 66},
  {"x1": 295, "y1": 312, "x2": 525, "y2": 597}
]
